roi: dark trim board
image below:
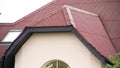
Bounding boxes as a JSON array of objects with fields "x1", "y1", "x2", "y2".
[{"x1": 2, "y1": 25, "x2": 111, "y2": 68}]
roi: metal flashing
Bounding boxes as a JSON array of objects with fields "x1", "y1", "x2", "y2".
[
  {"x1": 63, "y1": 5, "x2": 76, "y2": 28},
  {"x1": 63, "y1": 5, "x2": 98, "y2": 16}
]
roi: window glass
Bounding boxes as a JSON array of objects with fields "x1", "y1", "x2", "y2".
[
  {"x1": 42, "y1": 60, "x2": 70, "y2": 68},
  {"x1": 2, "y1": 30, "x2": 22, "y2": 42}
]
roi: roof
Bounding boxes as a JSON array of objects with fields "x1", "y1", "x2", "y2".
[
  {"x1": 0, "y1": 0, "x2": 120, "y2": 58},
  {"x1": 3, "y1": 26, "x2": 112, "y2": 68}
]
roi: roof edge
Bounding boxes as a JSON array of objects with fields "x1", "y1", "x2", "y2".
[{"x1": 14, "y1": 0, "x2": 60, "y2": 24}]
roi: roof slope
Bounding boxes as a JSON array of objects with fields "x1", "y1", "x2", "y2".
[
  {"x1": 65, "y1": 6, "x2": 116, "y2": 57},
  {"x1": 0, "y1": 0, "x2": 120, "y2": 58}
]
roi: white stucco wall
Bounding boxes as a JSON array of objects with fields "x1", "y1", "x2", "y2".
[{"x1": 15, "y1": 32, "x2": 104, "y2": 68}]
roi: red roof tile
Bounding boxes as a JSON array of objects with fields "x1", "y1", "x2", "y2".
[
  {"x1": 0, "y1": 0, "x2": 120, "y2": 58},
  {"x1": 0, "y1": 46, "x2": 9, "y2": 58},
  {"x1": 67, "y1": 8, "x2": 116, "y2": 57}
]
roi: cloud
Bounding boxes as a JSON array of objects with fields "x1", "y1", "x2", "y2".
[{"x1": 0, "y1": 0, "x2": 52, "y2": 23}]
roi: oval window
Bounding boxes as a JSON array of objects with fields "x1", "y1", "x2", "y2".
[{"x1": 41, "y1": 60, "x2": 70, "y2": 68}]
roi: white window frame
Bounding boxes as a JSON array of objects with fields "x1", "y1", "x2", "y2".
[{"x1": 2, "y1": 30, "x2": 22, "y2": 42}]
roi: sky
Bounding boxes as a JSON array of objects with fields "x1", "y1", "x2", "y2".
[{"x1": 0, "y1": 0, "x2": 53, "y2": 23}]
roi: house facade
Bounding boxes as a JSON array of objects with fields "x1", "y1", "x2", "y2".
[{"x1": 0, "y1": 0, "x2": 120, "y2": 68}]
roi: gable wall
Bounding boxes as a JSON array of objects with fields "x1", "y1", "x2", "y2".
[{"x1": 15, "y1": 32, "x2": 104, "y2": 68}]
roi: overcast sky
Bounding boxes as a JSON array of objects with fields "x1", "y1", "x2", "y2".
[{"x1": 0, "y1": 0, "x2": 53, "y2": 23}]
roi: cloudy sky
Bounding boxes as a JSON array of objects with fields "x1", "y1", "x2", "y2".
[{"x1": 0, "y1": 0, "x2": 52, "y2": 23}]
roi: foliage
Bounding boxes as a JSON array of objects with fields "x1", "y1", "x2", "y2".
[{"x1": 105, "y1": 52, "x2": 120, "y2": 68}]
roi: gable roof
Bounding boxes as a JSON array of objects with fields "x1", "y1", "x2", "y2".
[
  {"x1": 2, "y1": 26, "x2": 112, "y2": 68},
  {"x1": 0, "y1": 0, "x2": 119, "y2": 59}
]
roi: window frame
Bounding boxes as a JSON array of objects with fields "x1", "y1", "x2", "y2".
[
  {"x1": 1, "y1": 30, "x2": 22, "y2": 43},
  {"x1": 41, "y1": 59, "x2": 70, "y2": 68}
]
